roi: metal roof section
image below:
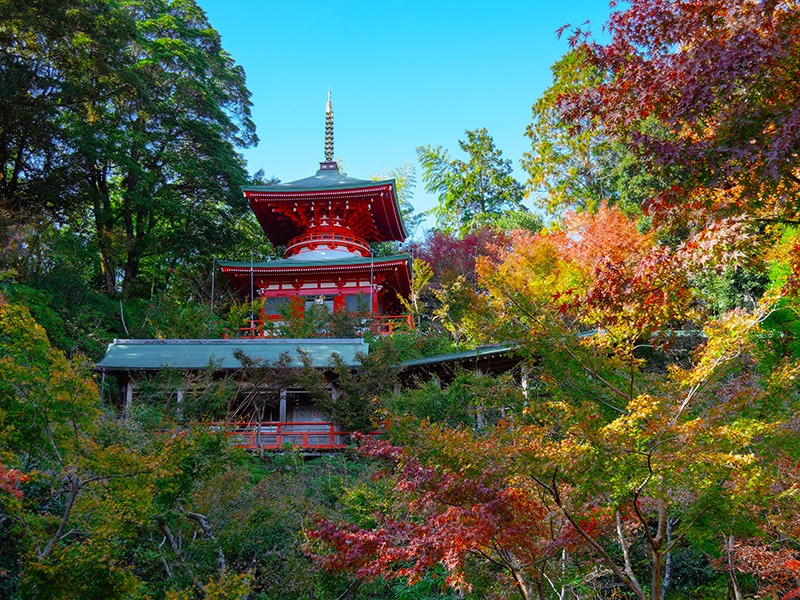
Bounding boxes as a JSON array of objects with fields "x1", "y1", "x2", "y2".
[
  {"x1": 218, "y1": 254, "x2": 411, "y2": 271},
  {"x1": 242, "y1": 170, "x2": 393, "y2": 193},
  {"x1": 400, "y1": 345, "x2": 517, "y2": 369},
  {"x1": 96, "y1": 338, "x2": 368, "y2": 372}
]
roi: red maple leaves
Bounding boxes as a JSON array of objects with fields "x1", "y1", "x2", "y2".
[
  {"x1": 0, "y1": 461, "x2": 27, "y2": 499},
  {"x1": 562, "y1": 0, "x2": 800, "y2": 222},
  {"x1": 308, "y1": 432, "x2": 569, "y2": 592}
]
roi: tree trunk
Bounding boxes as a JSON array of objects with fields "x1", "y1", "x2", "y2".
[
  {"x1": 726, "y1": 534, "x2": 743, "y2": 600},
  {"x1": 89, "y1": 163, "x2": 118, "y2": 295},
  {"x1": 500, "y1": 549, "x2": 535, "y2": 600},
  {"x1": 615, "y1": 510, "x2": 647, "y2": 600},
  {"x1": 660, "y1": 519, "x2": 674, "y2": 600}
]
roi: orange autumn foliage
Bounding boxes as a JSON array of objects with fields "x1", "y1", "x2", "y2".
[{"x1": 552, "y1": 203, "x2": 653, "y2": 272}]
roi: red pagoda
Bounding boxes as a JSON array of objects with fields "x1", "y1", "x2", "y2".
[{"x1": 219, "y1": 93, "x2": 413, "y2": 336}]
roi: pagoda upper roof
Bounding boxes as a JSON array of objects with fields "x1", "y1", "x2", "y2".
[
  {"x1": 241, "y1": 164, "x2": 407, "y2": 246},
  {"x1": 244, "y1": 167, "x2": 387, "y2": 193}
]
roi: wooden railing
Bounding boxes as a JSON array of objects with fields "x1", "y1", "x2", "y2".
[
  {"x1": 224, "y1": 314, "x2": 414, "y2": 338},
  {"x1": 285, "y1": 231, "x2": 371, "y2": 258},
  {"x1": 208, "y1": 421, "x2": 377, "y2": 451},
  {"x1": 370, "y1": 314, "x2": 414, "y2": 335}
]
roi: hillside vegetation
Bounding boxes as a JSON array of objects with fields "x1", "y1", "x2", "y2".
[{"x1": 2, "y1": 0, "x2": 800, "y2": 598}]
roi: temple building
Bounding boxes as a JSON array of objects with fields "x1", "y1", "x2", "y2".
[
  {"x1": 95, "y1": 94, "x2": 518, "y2": 452},
  {"x1": 219, "y1": 91, "x2": 412, "y2": 336},
  {"x1": 95, "y1": 94, "x2": 415, "y2": 450}
]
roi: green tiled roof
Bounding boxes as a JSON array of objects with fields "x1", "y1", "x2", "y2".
[
  {"x1": 242, "y1": 169, "x2": 394, "y2": 193},
  {"x1": 401, "y1": 345, "x2": 516, "y2": 369},
  {"x1": 218, "y1": 254, "x2": 410, "y2": 270},
  {"x1": 96, "y1": 338, "x2": 368, "y2": 372}
]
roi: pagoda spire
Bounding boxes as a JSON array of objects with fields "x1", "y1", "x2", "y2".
[{"x1": 324, "y1": 88, "x2": 334, "y2": 161}]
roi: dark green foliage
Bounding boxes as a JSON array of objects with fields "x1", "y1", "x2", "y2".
[
  {"x1": 128, "y1": 364, "x2": 239, "y2": 425},
  {"x1": 385, "y1": 370, "x2": 526, "y2": 430},
  {"x1": 384, "y1": 379, "x2": 474, "y2": 428},
  {"x1": 418, "y1": 128, "x2": 525, "y2": 235},
  {"x1": 296, "y1": 344, "x2": 401, "y2": 433},
  {"x1": 693, "y1": 266, "x2": 770, "y2": 316},
  {"x1": 0, "y1": 0, "x2": 259, "y2": 298},
  {"x1": 366, "y1": 329, "x2": 457, "y2": 362}
]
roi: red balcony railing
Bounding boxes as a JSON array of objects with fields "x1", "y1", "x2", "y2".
[
  {"x1": 224, "y1": 315, "x2": 414, "y2": 338},
  {"x1": 369, "y1": 314, "x2": 414, "y2": 335},
  {"x1": 285, "y1": 231, "x2": 371, "y2": 258},
  {"x1": 208, "y1": 421, "x2": 378, "y2": 451}
]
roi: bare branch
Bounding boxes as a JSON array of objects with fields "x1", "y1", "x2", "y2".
[{"x1": 178, "y1": 506, "x2": 226, "y2": 574}]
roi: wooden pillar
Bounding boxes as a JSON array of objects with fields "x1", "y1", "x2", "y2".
[
  {"x1": 521, "y1": 364, "x2": 531, "y2": 400},
  {"x1": 279, "y1": 389, "x2": 287, "y2": 423},
  {"x1": 124, "y1": 379, "x2": 134, "y2": 418},
  {"x1": 371, "y1": 287, "x2": 380, "y2": 315},
  {"x1": 176, "y1": 388, "x2": 184, "y2": 419}
]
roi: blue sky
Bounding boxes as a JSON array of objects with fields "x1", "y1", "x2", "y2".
[{"x1": 198, "y1": 0, "x2": 613, "y2": 231}]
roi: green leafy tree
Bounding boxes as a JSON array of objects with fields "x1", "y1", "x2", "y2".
[
  {"x1": 73, "y1": 0, "x2": 257, "y2": 297},
  {"x1": 296, "y1": 343, "x2": 401, "y2": 433},
  {"x1": 523, "y1": 47, "x2": 618, "y2": 214},
  {"x1": 0, "y1": 0, "x2": 103, "y2": 220},
  {"x1": 523, "y1": 46, "x2": 664, "y2": 216},
  {"x1": 0, "y1": 0, "x2": 257, "y2": 298},
  {"x1": 418, "y1": 128, "x2": 525, "y2": 235}
]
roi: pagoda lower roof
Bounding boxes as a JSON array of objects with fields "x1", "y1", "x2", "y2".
[
  {"x1": 95, "y1": 338, "x2": 368, "y2": 372},
  {"x1": 218, "y1": 254, "x2": 411, "y2": 273}
]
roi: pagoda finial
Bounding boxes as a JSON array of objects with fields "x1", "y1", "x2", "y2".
[{"x1": 324, "y1": 87, "x2": 334, "y2": 162}]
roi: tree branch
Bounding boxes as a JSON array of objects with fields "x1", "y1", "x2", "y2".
[
  {"x1": 529, "y1": 470, "x2": 646, "y2": 600},
  {"x1": 38, "y1": 473, "x2": 81, "y2": 561},
  {"x1": 615, "y1": 509, "x2": 645, "y2": 598},
  {"x1": 178, "y1": 506, "x2": 226, "y2": 574}
]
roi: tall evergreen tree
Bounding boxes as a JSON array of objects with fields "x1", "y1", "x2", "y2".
[
  {"x1": 417, "y1": 128, "x2": 524, "y2": 236},
  {"x1": 0, "y1": 0, "x2": 258, "y2": 296}
]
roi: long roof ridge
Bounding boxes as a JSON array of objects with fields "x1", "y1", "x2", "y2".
[{"x1": 107, "y1": 338, "x2": 366, "y2": 345}]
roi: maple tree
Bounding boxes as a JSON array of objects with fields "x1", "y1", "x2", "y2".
[
  {"x1": 308, "y1": 195, "x2": 800, "y2": 599},
  {"x1": 559, "y1": 0, "x2": 800, "y2": 227},
  {"x1": 0, "y1": 296, "x2": 281, "y2": 597},
  {"x1": 310, "y1": 427, "x2": 572, "y2": 600}
]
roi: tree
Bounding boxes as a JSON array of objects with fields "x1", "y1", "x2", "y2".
[
  {"x1": 309, "y1": 201, "x2": 800, "y2": 599},
  {"x1": 560, "y1": 0, "x2": 800, "y2": 225},
  {"x1": 523, "y1": 47, "x2": 620, "y2": 214},
  {"x1": 523, "y1": 46, "x2": 668, "y2": 217},
  {"x1": 418, "y1": 128, "x2": 525, "y2": 235},
  {"x1": 310, "y1": 428, "x2": 563, "y2": 600},
  {"x1": 75, "y1": 0, "x2": 257, "y2": 297},
  {"x1": 0, "y1": 0, "x2": 257, "y2": 297},
  {"x1": 0, "y1": 0, "x2": 100, "y2": 220}
]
